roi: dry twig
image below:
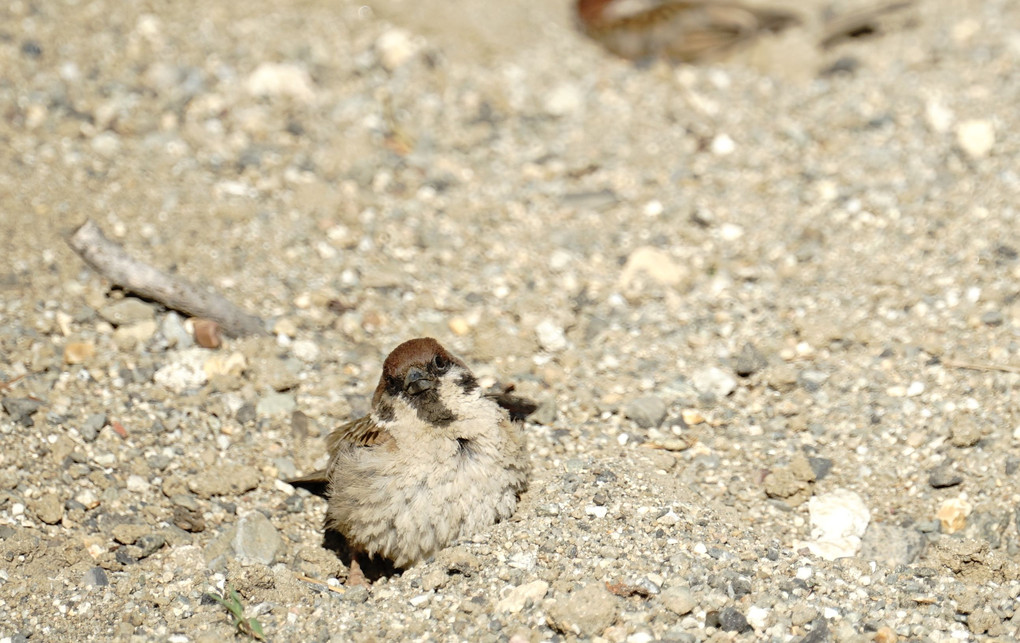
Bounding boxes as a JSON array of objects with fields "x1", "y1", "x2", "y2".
[{"x1": 66, "y1": 220, "x2": 266, "y2": 337}]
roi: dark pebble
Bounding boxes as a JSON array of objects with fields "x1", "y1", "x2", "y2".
[
  {"x1": 81, "y1": 413, "x2": 107, "y2": 442},
  {"x1": 807, "y1": 456, "x2": 833, "y2": 481},
  {"x1": 1006, "y1": 457, "x2": 1020, "y2": 476},
  {"x1": 797, "y1": 618, "x2": 830, "y2": 643},
  {"x1": 136, "y1": 533, "x2": 165, "y2": 558},
  {"x1": 21, "y1": 41, "x2": 42, "y2": 58},
  {"x1": 115, "y1": 548, "x2": 138, "y2": 565},
  {"x1": 173, "y1": 506, "x2": 206, "y2": 533},
  {"x1": 734, "y1": 342, "x2": 768, "y2": 376},
  {"x1": 2, "y1": 397, "x2": 44, "y2": 425},
  {"x1": 929, "y1": 464, "x2": 962, "y2": 489},
  {"x1": 996, "y1": 244, "x2": 1018, "y2": 260},
  {"x1": 980, "y1": 310, "x2": 1003, "y2": 326},
  {"x1": 236, "y1": 403, "x2": 257, "y2": 425},
  {"x1": 717, "y1": 607, "x2": 751, "y2": 633}
]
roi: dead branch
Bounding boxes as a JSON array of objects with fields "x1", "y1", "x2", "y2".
[{"x1": 67, "y1": 219, "x2": 267, "y2": 337}]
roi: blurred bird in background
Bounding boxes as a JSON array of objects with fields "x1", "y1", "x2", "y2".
[{"x1": 575, "y1": 0, "x2": 916, "y2": 64}]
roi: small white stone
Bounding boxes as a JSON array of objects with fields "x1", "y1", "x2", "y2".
[
  {"x1": 906, "y1": 381, "x2": 925, "y2": 397},
  {"x1": 711, "y1": 133, "x2": 736, "y2": 155},
  {"x1": 11, "y1": 502, "x2": 24, "y2": 516},
  {"x1": 747, "y1": 606, "x2": 770, "y2": 630},
  {"x1": 375, "y1": 28, "x2": 418, "y2": 71},
  {"x1": 543, "y1": 83, "x2": 583, "y2": 117},
  {"x1": 719, "y1": 223, "x2": 744, "y2": 241},
  {"x1": 246, "y1": 62, "x2": 315, "y2": 101},
  {"x1": 925, "y1": 99, "x2": 953, "y2": 133},
  {"x1": 956, "y1": 119, "x2": 995, "y2": 159},
  {"x1": 409, "y1": 592, "x2": 432, "y2": 607},
  {"x1": 291, "y1": 339, "x2": 319, "y2": 363},
  {"x1": 496, "y1": 580, "x2": 549, "y2": 613},
  {"x1": 535, "y1": 320, "x2": 567, "y2": 352},
  {"x1": 126, "y1": 475, "x2": 149, "y2": 493},
  {"x1": 693, "y1": 542, "x2": 708, "y2": 555},
  {"x1": 796, "y1": 489, "x2": 871, "y2": 561},
  {"x1": 585, "y1": 505, "x2": 608, "y2": 518},
  {"x1": 643, "y1": 200, "x2": 664, "y2": 217}
]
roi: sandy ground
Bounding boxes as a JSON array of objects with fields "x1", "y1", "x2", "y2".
[{"x1": 2, "y1": 0, "x2": 1020, "y2": 640}]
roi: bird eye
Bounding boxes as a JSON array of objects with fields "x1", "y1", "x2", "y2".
[{"x1": 432, "y1": 354, "x2": 448, "y2": 371}]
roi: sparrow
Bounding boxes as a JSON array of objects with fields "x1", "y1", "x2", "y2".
[
  {"x1": 575, "y1": 0, "x2": 915, "y2": 63},
  {"x1": 287, "y1": 337, "x2": 530, "y2": 581},
  {"x1": 575, "y1": 0, "x2": 800, "y2": 63}
]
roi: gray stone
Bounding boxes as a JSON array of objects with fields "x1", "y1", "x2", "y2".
[
  {"x1": 714, "y1": 607, "x2": 750, "y2": 633},
  {"x1": 98, "y1": 298, "x2": 155, "y2": 326},
  {"x1": 2, "y1": 397, "x2": 43, "y2": 425},
  {"x1": 83, "y1": 566, "x2": 109, "y2": 587},
  {"x1": 929, "y1": 463, "x2": 962, "y2": 488},
  {"x1": 691, "y1": 367, "x2": 737, "y2": 399},
  {"x1": 547, "y1": 583, "x2": 619, "y2": 637},
  {"x1": 256, "y1": 392, "x2": 296, "y2": 417},
  {"x1": 136, "y1": 533, "x2": 165, "y2": 558},
  {"x1": 625, "y1": 395, "x2": 668, "y2": 428},
  {"x1": 797, "y1": 369, "x2": 829, "y2": 392},
  {"x1": 529, "y1": 400, "x2": 557, "y2": 425},
  {"x1": 659, "y1": 585, "x2": 696, "y2": 615},
  {"x1": 80, "y1": 413, "x2": 107, "y2": 442},
  {"x1": 860, "y1": 522, "x2": 926, "y2": 567},
  {"x1": 233, "y1": 511, "x2": 282, "y2": 564},
  {"x1": 161, "y1": 311, "x2": 194, "y2": 349},
  {"x1": 734, "y1": 342, "x2": 768, "y2": 376}
]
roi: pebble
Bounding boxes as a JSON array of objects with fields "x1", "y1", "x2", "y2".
[
  {"x1": 690, "y1": 367, "x2": 737, "y2": 399},
  {"x1": 746, "y1": 606, "x2": 770, "y2": 630},
  {"x1": 29, "y1": 493, "x2": 64, "y2": 525},
  {"x1": 619, "y1": 246, "x2": 687, "y2": 289},
  {"x1": 113, "y1": 320, "x2": 158, "y2": 349},
  {"x1": 375, "y1": 28, "x2": 418, "y2": 71},
  {"x1": 547, "y1": 583, "x2": 619, "y2": 638},
  {"x1": 625, "y1": 396, "x2": 667, "y2": 428},
  {"x1": 535, "y1": 320, "x2": 567, "y2": 352},
  {"x1": 659, "y1": 586, "x2": 696, "y2": 616},
  {"x1": 710, "y1": 607, "x2": 750, "y2": 633},
  {"x1": 936, "y1": 497, "x2": 971, "y2": 534},
  {"x1": 496, "y1": 580, "x2": 549, "y2": 613},
  {"x1": 929, "y1": 462, "x2": 963, "y2": 488},
  {"x1": 797, "y1": 489, "x2": 871, "y2": 561},
  {"x1": 2, "y1": 397, "x2": 44, "y2": 425},
  {"x1": 245, "y1": 62, "x2": 315, "y2": 101},
  {"x1": 63, "y1": 341, "x2": 96, "y2": 364},
  {"x1": 859, "y1": 522, "x2": 926, "y2": 567},
  {"x1": 291, "y1": 339, "x2": 319, "y2": 362},
  {"x1": 256, "y1": 392, "x2": 297, "y2": 417},
  {"x1": 233, "y1": 512, "x2": 282, "y2": 564},
  {"x1": 949, "y1": 416, "x2": 981, "y2": 447},
  {"x1": 734, "y1": 343, "x2": 767, "y2": 376},
  {"x1": 203, "y1": 352, "x2": 247, "y2": 379},
  {"x1": 98, "y1": 298, "x2": 155, "y2": 326},
  {"x1": 80, "y1": 413, "x2": 107, "y2": 442},
  {"x1": 83, "y1": 567, "x2": 109, "y2": 587},
  {"x1": 543, "y1": 83, "x2": 583, "y2": 118},
  {"x1": 161, "y1": 312, "x2": 193, "y2": 349},
  {"x1": 956, "y1": 119, "x2": 995, "y2": 159},
  {"x1": 153, "y1": 349, "x2": 209, "y2": 393},
  {"x1": 797, "y1": 369, "x2": 829, "y2": 392},
  {"x1": 188, "y1": 463, "x2": 260, "y2": 499}
]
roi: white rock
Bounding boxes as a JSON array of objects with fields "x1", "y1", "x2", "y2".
[
  {"x1": 585, "y1": 505, "x2": 608, "y2": 518},
  {"x1": 246, "y1": 62, "x2": 315, "y2": 101},
  {"x1": 154, "y1": 348, "x2": 209, "y2": 393},
  {"x1": 126, "y1": 475, "x2": 150, "y2": 493},
  {"x1": 496, "y1": 580, "x2": 549, "y2": 613},
  {"x1": 535, "y1": 320, "x2": 567, "y2": 352},
  {"x1": 956, "y1": 119, "x2": 995, "y2": 159},
  {"x1": 291, "y1": 339, "x2": 320, "y2": 363},
  {"x1": 544, "y1": 83, "x2": 583, "y2": 117},
  {"x1": 620, "y1": 246, "x2": 687, "y2": 289},
  {"x1": 710, "y1": 133, "x2": 736, "y2": 156},
  {"x1": 797, "y1": 489, "x2": 871, "y2": 561},
  {"x1": 925, "y1": 99, "x2": 953, "y2": 133},
  {"x1": 747, "y1": 606, "x2": 770, "y2": 630},
  {"x1": 375, "y1": 28, "x2": 418, "y2": 71}
]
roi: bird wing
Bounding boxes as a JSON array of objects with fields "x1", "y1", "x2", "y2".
[{"x1": 284, "y1": 415, "x2": 393, "y2": 489}]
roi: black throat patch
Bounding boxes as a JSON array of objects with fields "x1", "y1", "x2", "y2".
[{"x1": 407, "y1": 388, "x2": 456, "y2": 427}]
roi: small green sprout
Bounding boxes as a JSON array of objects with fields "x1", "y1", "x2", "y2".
[{"x1": 207, "y1": 584, "x2": 266, "y2": 640}]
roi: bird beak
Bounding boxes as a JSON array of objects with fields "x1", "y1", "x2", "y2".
[{"x1": 404, "y1": 366, "x2": 435, "y2": 395}]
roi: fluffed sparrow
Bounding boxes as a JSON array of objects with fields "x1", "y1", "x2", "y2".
[{"x1": 288, "y1": 337, "x2": 529, "y2": 579}]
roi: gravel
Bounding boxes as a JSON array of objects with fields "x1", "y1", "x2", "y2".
[{"x1": 2, "y1": 0, "x2": 1020, "y2": 640}]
